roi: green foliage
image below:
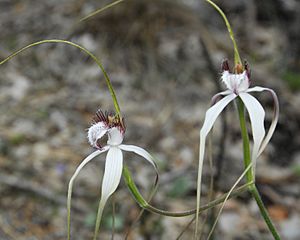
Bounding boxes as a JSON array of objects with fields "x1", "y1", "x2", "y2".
[
  {"x1": 292, "y1": 164, "x2": 300, "y2": 176},
  {"x1": 84, "y1": 207, "x2": 125, "y2": 231},
  {"x1": 9, "y1": 133, "x2": 26, "y2": 145},
  {"x1": 84, "y1": 208, "x2": 125, "y2": 231},
  {"x1": 167, "y1": 176, "x2": 191, "y2": 198},
  {"x1": 103, "y1": 214, "x2": 124, "y2": 231},
  {"x1": 84, "y1": 212, "x2": 97, "y2": 228},
  {"x1": 283, "y1": 71, "x2": 300, "y2": 91},
  {"x1": 35, "y1": 108, "x2": 50, "y2": 120}
]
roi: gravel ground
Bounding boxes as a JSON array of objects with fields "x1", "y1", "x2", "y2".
[{"x1": 0, "y1": 0, "x2": 300, "y2": 239}]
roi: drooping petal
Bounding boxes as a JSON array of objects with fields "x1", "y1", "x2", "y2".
[
  {"x1": 211, "y1": 90, "x2": 232, "y2": 105},
  {"x1": 107, "y1": 127, "x2": 124, "y2": 146},
  {"x1": 239, "y1": 92, "x2": 265, "y2": 169},
  {"x1": 93, "y1": 147, "x2": 123, "y2": 239},
  {"x1": 246, "y1": 86, "x2": 268, "y2": 93},
  {"x1": 67, "y1": 147, "x2": 109, "y2": 240},
  {"x1": 119, "y1": 144, "x2": 159, "y2": 176},
  {"x1": 200, "y1": 93, "x2": 237, "y2": 137},
  {"x1": 196, "y1": 93, "x2": 236, "y2": 234},
  {"x1": 119, "y1": 144, "x2": 157, "y2": 169},
  {"x1": 246, "y1": 87, "x2": 279, "y2": 156}
]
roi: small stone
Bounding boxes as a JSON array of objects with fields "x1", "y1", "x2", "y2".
[{"x1": 281, "y1": 214, "x2": 300, "y2": 240}]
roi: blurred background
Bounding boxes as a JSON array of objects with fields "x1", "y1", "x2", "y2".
[{"x1": 0, "y1": 0, "x2": 300, "y2": 239}]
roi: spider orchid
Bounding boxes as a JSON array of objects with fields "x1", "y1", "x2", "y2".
[
  {"x1": 199, "y1": 60, "x2": 279, "y2": 171},
  {"x1": 195, "y1": 59, "x2": 279, "y2": 235},
  {"x1": 67, "y1": 110, "x2": 158, "y2": 239}
]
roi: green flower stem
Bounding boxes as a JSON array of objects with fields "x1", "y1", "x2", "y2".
[
  {"x1": 250, "y1": 185, "x2": 281, "y2": 240},
  {"x1": 123, "y1": 165, "x2": 252, "y2": 217},
  {"x1": 237, "y1": 98, "x2": 254, "y2": 183},
  {"x1": 123, "y1": 166, "x2": 148, "y2": 207},
  {"x1": 236, "y1": 97, "x2": 281, "y2": 240},
  {"x1": 206, "y1": 0, "x2": 242, "y2": 65},
  {"x1": 0, "y1": 39, "x2": 122, "y2": 118}
]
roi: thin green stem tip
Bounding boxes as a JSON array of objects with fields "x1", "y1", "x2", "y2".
[
  {"x1": 206, "y1": 0, "x2": 242, "y2": 65},
  {"x1": 0, "y1": 39, "x2": 122, "y2": 118}
]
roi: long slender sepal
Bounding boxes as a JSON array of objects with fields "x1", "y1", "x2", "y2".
[
  {"x1": 207, "y1": 163, "x2": 253, "y2": 239},
  {"x1": 119, "y1": 144, "x2": 159, "y2": 184},
  {"x1": 67, "y1": 149, "x2": 108, "y2": 240},
  {"x1": 246, "y1": 87, "x2": 279, "y2": 156},
  {"x1": 119, "y1": 144, "x2": 158, "y2": 172},
  {"x1": 239, "y1": 93, "x2": 266, "y2": 172},
  {"x1": 196, "y1": 94, "x2": 236, "y2": 238}
]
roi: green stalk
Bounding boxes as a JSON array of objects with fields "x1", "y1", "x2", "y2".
[
  {"x1": 250, "y1": 186, "x2": 281, "y2": 240},
  {"x1": 236, "y1": 98, "x2": 254, "y2": 182},
  {"x1": 0, "y1": 39, "x2": 122, "y2": 118},
  {"x1": 206, "y1": 0, "x2": 242, "y2": 65},
  {"x1": 236, "y1": 97, "x2": 281, "y2": 240},
  {"x1": 123, "y1": 166, "x2": 148, "y2": 208},
  {"x1": 123, "y1": 165, "x2": 252, "y2": 217}
]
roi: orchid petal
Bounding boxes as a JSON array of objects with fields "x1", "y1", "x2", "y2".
[
  {"x1": 196, "y1": 93, "x2": 236, "y2": 233},
  {"x1": 239, "y1": 92, "x2": 265, "y2": 169},
  {"x1": 101, "y1": 147, "x2": 123, "y2": 204},
  {"x1": 221, "y1": 71, "x2": 249, "y2": 93},
  {"x1": 94, "y1": 147, "x2": 123, "y2": 239},
  {"x1": 211, "y1": 90, "x2": 232, "y2": 105},
  {"x1": 88, "y1": 122, "x2": 108, "y2": 148},
  {"x1": 67, "y1": 147, "x2": 108, "y2": 240},
  {"x1": 246, "y1": 86, "x2": 268, "y2": 93},
  {"x1": 221, "y1": 71, "x2": 233, "y2": 90},
  {"x1": 238, "y1": 71, "x2": 250, "y2": 92},
  {"x1": 119, "y1": 144, "x2": 159, "y2": 175},
  {"x1": 200, "y1": 93, "x2": 237, "y2": 137},
  {"x1": 246, "y1": 87, "x2": 279, "y2": 156}
]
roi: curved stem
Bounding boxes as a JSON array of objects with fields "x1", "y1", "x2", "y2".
[
  {"x1": 123, "y1": 165, "x2": 252, "y2": 217},
  {"x1": 80, "y1": 0, "x2": 125, "y2": 22},
  {"x1": 236, "y1": 97, "x2": 281, "y2": 240},
  {"x1": 205, "y1": 0, "x2": 242, "y2": 65},
  {"x1": 0, "y1": 39, "x2": 122, "y2": 118}
]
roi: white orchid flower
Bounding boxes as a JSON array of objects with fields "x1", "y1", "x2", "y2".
[
  {"x1": 196, "y1": 60, "x2": 279, "y2": 232},
  {"x1": 199, "y1": 60, "x2": 279, "y2": 171},
  {"x1": 67, "y1": 110, "x2": 158, "y2": 239}
]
